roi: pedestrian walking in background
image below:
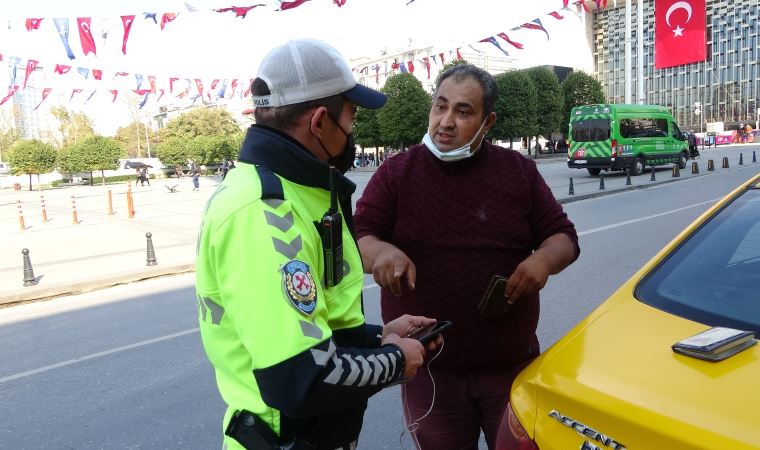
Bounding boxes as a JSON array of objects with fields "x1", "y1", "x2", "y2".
[{"x1": 189, "y1": 159, "x2": 200, "y2": 191}]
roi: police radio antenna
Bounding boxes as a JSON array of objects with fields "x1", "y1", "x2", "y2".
[{"x1": 329, "y1": 166, "x2": 338, "y2": 214}]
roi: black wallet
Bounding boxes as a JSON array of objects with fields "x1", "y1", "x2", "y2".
[{"x1": 478, "y1": 275, "x2": 512, "y2": 318}]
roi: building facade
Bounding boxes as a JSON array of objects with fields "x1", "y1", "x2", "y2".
[{"x1": 594, "y1": 0, "x2": 759, "y2": 131}]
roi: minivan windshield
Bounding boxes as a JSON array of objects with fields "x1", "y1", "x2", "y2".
[
  {"x1": 571, "y1": 118, "x2": 610, "y2": 142},
  {"x1": 636, "y1": 188, "x2": 760, "y2": 333}
]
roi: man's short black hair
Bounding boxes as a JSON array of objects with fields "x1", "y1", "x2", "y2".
[
  {"x1": 251, "y1": 78, "x2": 344, "y2": 130},
  {"x1": 435, "y1": 64, "x2": 498, "y2": 118}
]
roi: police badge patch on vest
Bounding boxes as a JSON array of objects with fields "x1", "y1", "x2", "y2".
[{"x1": 281, "y1": 260, "x2": 317, "y2": 316}]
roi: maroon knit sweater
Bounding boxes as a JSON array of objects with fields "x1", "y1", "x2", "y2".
[{"x1": 354, "y1": 142, "x2": 580, "y2": 369}]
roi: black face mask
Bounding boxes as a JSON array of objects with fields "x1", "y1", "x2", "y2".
[{"x1": 318, "y1": 114, "x2": 356, "y2": 174}]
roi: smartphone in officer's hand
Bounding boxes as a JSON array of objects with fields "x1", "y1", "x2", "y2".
[{"x1": 407, "y1": 320, "x2": 453, "y2": 345}]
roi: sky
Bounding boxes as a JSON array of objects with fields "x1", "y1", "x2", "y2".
[{"x1": 1, "y1": 0, "x2": 590, "y2": 134}]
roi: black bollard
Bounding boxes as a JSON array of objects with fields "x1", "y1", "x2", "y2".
[
  {"x1": 22, "y1": 248, "x2": 38, "y2": 287},
  {"x1": 691, "y1": 161, "x2": 699, "y2": 174},
  {"x1": 650, "y1": 166, "x2": 656, "y2": 181},
  {"x1": 599, "y1": 173, "x2": 605, "y2": 190},
  {"x1": 146, "y1": 232, "x2": 157, "y2": 266},
  {"x1": 568, "y1": 177, "x2": 575, "y2": 195},
  {"x1": 707, "y1": 159, "x2": 714, "y2": 171},
  {"x1": 625, "y1": 169, "x2": 632, "y2": 186},
  {"x1": 739, "y1": 153, "x2": 744, "y2": 166},
  {"x1": 672, "y1": 164, "x2": 680, "y2": 178},
  {"x1": 722, "y1": 156, "x2": 729, "y2": 169},
  {"x1": 753, "y1": 151, "x2": 757, "y2": 163}
]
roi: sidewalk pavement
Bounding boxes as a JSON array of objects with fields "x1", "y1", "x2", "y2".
[{"x1": 1, "y1": 144, "x2": 757, "y2": 305}]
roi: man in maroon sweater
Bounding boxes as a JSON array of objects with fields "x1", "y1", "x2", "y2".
[{"x1": 354, "y1": 64, "x2": 580, "y2": 449}]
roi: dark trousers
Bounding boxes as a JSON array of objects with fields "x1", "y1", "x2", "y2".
[{"x1": 402, "y1": 362, "x2": 531, "y2": 450}]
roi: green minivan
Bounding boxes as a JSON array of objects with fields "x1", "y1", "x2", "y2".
[{"x1": 567, "y1": 104, "x2": 689, "y2": 176}]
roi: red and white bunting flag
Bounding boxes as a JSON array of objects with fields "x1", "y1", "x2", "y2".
[
  {"x1": 230, "y1": 79, "x2": 239, "y2": 97},
  {"x1": 133, "y1": 89, "x2": 151, "y2": 95},
  {"x1": 25, "y1": 18, "x2": 43, "y2": 31},
  {"x1": 655, "y1": 0, "x2": 707, "y2": 69},
  {"x1": 148, "y1": 75, "x2": 156, "y2": 93},
  {"x1": 210, "y1": 79, "x2": 220, "y2": 90},
  {"x1": 214, "y1": 5, "x2": 265, "y2": 18},
  {"x1": 279, "y1": 0, "x2": 310, "y2": 10},
  {"x1": 333, "y1": 0, "x2": 347, "y2": 6},
  {"x1": 121, "y1": 15, "x2": 136, "y2": 55},
  {"x1": 549, "y1": 11, "x2": 564, "y2": 20},
  {"x1": 438, "y1": 52, "x2": 445, "y2": 65},
  {"x1": 115, "y1": 71, "x2": 129, "y2": 78},
  {"x1": 157, "y1": 89, "x2": 165, "y2": 102},
  {"x1": 23, "y1": 60, "x2": 39, "y2": 90},
  {"x1": 54, "y1": 64, "x2": 72, "y2": 75},
  {"x1": 0, "y1": 85, "x2": 19, "y2": 106},
  {"x1": 195, "y1": 79, "x2": 204, "y2": 98},
  {"x1": 93, "y1": 69, "x2": 103, "y2": 80},
  {"x1": 407, "y1": 60, "x2": 414, "y2": 73},
  {"x1": 422, "y1": 57, "x2": 431, "y2": 79},
  {"x1": 169, "y1": 77, "x2": 179, "y2": 93},
  {"x1": 456, "y1": 48, "x2": 463, "y2": 60},
  {"x1": 33, "y1": 87, "x2": 52, "y2": 111},
  {"x1": 243, "y1": 78, "x2": 253, "y2": 97},
  {"x1": 77, "y1": 18, "x2": 97, "y2": 56},
  {"x1": 577, "y1": 0, "x2": 590, "y2": 13},
  {"x1": 498, "y1": 32, "x2": 524, "y2": 49},
  {"x1": 109, "y1": 89, "x2": 119, "y2": 102},
  {"x1": 160, "y1": 13, "x2": 178, "y2": 30},
  {"x1": 70, "y1": 88, "x2": 83, "y2": 102}
]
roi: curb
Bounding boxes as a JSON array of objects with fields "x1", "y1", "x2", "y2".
[{"x1": 1, "y1": 263, "x2": 195, "y2": 307}]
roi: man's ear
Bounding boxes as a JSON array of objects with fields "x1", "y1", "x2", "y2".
[
  {"x1": 484, "y1": 111, "x2": 497, "y2": 132},
  {"x1": 309, "y1": 106, "x2": 329, "y2": 137}
]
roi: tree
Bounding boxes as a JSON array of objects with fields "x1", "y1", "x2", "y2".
[
  {"x1": 186, "y1": 133, "x2": 241, "y2": 165},
  {"x1": 561, "y1": 71, "x2": 605, "y2": 135},
  {"x1": 155, "y1": 137, "x2": 191, "y2": 169},
  {"x1": 49, "y1": 106, "x2": 95, "y2": 148},
  {"x1": 114, "y1": 121, "x2": 159, "y2": 158},
  {"x1": 377, "y1": 73, "x2": 431, "y2": 151},
  {"x1": 160, "y1": 108, "x2": 242, "y2": 141},
  {"x1": 0, "y1": 108, "x2": 20, "y2": 162},
  {"x1": 7, "y1": 139, "x2": 57, "y2": 190},
  {"x1": 492, "y1": 71, "x2": 537, "y2": 149},
  {"x1": 526, "y1": 67, "x2": 564, "y2": 147},
  {"x1": 68, "y1": 136, "x2": 125, "y2": 185}
]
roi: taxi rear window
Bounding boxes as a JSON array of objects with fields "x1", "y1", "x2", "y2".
[
  {"x1": 636, "y1": 188, "x2": 760, "y2": 333},
  {"x1": 571, "y1": 118, "x2": 610, "y2": 142}
]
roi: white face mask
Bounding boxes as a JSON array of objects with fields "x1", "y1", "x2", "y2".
[{"x1": 422, "y1": 119, "x2": 488, "y2": 162}]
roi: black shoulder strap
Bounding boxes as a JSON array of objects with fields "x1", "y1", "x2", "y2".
[{"x1": 255, "y1": 165, "x2": 284, "y2": 200}]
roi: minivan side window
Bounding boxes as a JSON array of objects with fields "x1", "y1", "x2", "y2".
[
  {"x1": 620, "y1": 118, "x2": 669, "y2": 138},
  {"x1": 571, "y1": 118, "x2": 611, "y2": 142}
]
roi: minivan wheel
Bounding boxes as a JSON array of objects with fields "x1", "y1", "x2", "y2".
[
  {"x1": 630, "y1": 157, "x2": 644, "y2": 176},
  {"x1": 678, "y1": 152, "x2": 688, "y2": 169},
  {"x1": 587, "y1": 168, "x2": 602, "y2": 176}
]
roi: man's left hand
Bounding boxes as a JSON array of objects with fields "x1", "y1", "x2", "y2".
[{"x1": 504, "y1": 254, "x2": 551, "y2": 304}]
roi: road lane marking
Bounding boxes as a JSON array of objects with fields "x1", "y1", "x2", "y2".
[
  {"x1": 578, "y1": 197, "x2": 721, "y2": 236},
  {"x1": 2, "y1": 285, "x2": 382, "y2": 383},
  {"x1": 0, "y1": 328, "x2": 199, "y2": 383}
]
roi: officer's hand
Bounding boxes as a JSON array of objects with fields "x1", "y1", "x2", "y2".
[
  {"x1": 372, "y1": 246, "x2": 416, "y2": 296},
  {"x1": 382, "y1": 334, "x2": 425, "y2": 378},
  {"x1": 382, "y1": 314, "x2": 436, "y2": 340},
  {"x1": 505, "y1": 254, "x2": 551, "y2": 303}
]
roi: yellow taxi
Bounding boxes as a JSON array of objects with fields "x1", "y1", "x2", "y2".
[{"x1": 496, "y1": 173, "x2": 760, "y2": 450}]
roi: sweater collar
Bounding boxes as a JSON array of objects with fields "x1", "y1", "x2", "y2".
[{"x1": 237, "y1": 125, "x2": 356, "y2": 197}]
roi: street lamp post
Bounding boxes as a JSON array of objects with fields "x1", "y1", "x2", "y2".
[{"x1": 695, "y1": 102, "x2": 702, "y2": 134}]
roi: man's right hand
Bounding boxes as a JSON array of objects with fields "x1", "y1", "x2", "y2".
[
  {"x1": 371, "y1": 244, "x2": 416, "y2": 296},
  {"x1": 382, "y1": 334, "x2": 425, "y2": 378}
]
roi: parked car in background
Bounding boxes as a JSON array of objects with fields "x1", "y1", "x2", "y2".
[
  {"x1": 0, "y1": 162, "x2": 10, "y2": 175},
  {"x1": 497, "y1": 173, "x2": 760, "y2": 450}
]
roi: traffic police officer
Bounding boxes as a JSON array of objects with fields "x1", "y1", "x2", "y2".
[{"x1": 196, "y1": 39, "x2": 436, "y2": 450}]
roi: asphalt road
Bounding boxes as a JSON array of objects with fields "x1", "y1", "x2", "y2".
[{"x1": 2, "y1": 158, "x2": 759, "y2": 449}]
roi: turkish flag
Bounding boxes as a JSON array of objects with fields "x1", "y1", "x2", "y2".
[
  {"x1": 77, "y1": 17, "x2": 97, "y2": 56},
  {"x1": 121, "y1": 15, "x2": 135, "y2": 55},
  {"x1": 92, "y1": 69, "x2": 103, "y2": 80},
  {"x1": 25, "y1": 18, "x2": 43, "y2": 31},
  {"x1": 655, "y1": 0, "x2": 706, "y2": 69},
  {"x1": 34, "y1": 88, "x2": 52, "y2": 111},
  {"x1": 23, "y1": 60, "x2": 39, "y2": 90}
]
